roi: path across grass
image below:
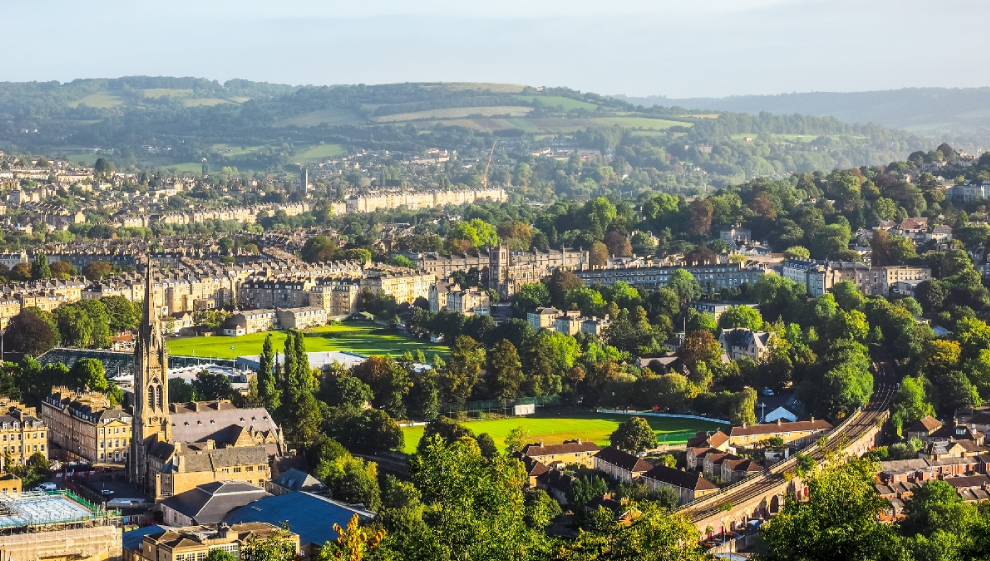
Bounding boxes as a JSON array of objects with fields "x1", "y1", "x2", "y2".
[
  {"x1": 166, "y1": 322, "x2": 449, "y2": 360},
  {"x1": 400, "y1": 412, "x2": 727, "y2": 454}
]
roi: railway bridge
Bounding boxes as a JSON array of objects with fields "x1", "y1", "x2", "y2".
[{"x1": 681, "y1": 352, "x2": 896, "y2": 534}]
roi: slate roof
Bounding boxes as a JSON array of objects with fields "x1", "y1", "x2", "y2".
[
  {"x1": 222, "y1": 491, "x2": 374, "y2": 548},
  {"x1": 161, "y1": 482, "x2": 272, "y2": 524},
  {"x1": 169, "y1": 404, "x2": 280, "y2": 448},
  {"x1": 945, "y1": 475, "x2": 990, "y2": 489},
  {"x1": 594, "y1": 447, "x2": 652, "y2": 473},
  {"x1": 272, "y1": 468, "x2": 326, "y2": 493},
  {"x1": 122, "y1": 525, "x2": 169, "y2": 553},
  {"x1": 642, "y1": 465, "x2": 717, "y2": 491}
]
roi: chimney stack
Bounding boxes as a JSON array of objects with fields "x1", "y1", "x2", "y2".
[{"x1": 777, "y1": 418, "x2": 782, "y2": 426}]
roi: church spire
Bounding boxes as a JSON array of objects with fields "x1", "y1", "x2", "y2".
[{"x1": 143, "y1": 257, "x2": 155, "y2": 329}]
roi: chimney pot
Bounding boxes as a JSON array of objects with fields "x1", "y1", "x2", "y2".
[{"x1": 777, "y1": 418, "x2": 782, "y2": 426}]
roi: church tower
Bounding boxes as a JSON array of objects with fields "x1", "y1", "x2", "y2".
[{"x1": 128, "y1": 260, "x2": 171, "y2": 488}]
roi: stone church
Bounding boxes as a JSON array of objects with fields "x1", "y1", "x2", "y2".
[{"x1": 128, "y1": 264, "x2": 284, "y2": 500}]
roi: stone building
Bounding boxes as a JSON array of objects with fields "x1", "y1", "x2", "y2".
[
  {"x1": 127, "y1": 522, "x2": 298, "y2": 561},
  {"x1": 42, "y1": 388, "x2": 128, "y2": 464},
  {"x1": 0, "y1": 397, "x2": 48, "y2": 465}
]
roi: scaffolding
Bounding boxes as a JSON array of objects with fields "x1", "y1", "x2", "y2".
[{"x1": 0, "y1": 491, "x2": 116, "y2": 530}]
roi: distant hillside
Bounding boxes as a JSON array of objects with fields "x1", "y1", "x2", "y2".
[
  {"x1": 617, "y1": 88, "x2": 990, "y2": 145},
  {"x1": 0, "y1": 77, "x2": 935, "y2": 184}
]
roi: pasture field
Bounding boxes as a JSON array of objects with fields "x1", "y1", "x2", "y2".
[
  {"x1": 400, "y1": 412, "x2": 726, "y2": 454},
  {"x1": 442, "y1": 82, "x2": 526, "y2": 93},
  {"x1": 211, "y1": 144, "x2": 265, "y2": 157},
  {"x1": 292, "y1": 144, "x2": 346, "y2": 164},
  {"x1": 164, "y1": 162, "x2": 207, "y2": 173},
  {"x1": 166, "y1": 322, "x2": 449, "y2": 360},
  {"x1": 142, "y1": 88, "x2": 193, "y2": 98},
  {"x1": 67, "y1": 93, "x2": 123, "y2": 109},
  {"x1": 514, "y1": 95, "x2": 599, "y2": 111},
  {"x1": 375, "y1": 106, "x2": 533, "y2": 122},
  {"x1": 279, "y1": 108, "x2": 363, "y2": 127}
]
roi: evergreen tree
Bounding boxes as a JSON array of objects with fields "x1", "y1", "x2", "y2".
[
  {"x1": 281, "y1": 331, "x2": 321, "y2": 448},
  {"x1": 33, "y1": 254, "x2": 52, "y2": 280},
  {"x1": 257, "y1": 334, "x2": 281, "y2": 415}
]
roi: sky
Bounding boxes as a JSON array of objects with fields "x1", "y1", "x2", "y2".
[{"x1": 4, "y1": 0, "x2": 990, "y2": 98}]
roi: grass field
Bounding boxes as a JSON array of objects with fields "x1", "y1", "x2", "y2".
[
  {"x1": 142, "y1": 88, "x2": 193, "y2": 98},
  {"x1": 280, "y1": 108, "x2": 364, "y2": 127},
  {"x1": 515, "y1": 95, "x2": 599, "y2": 111},
  {"x1": 376, "y1": 106, "x2": 533, "y2": 122},
  {"x1": 401, "y1": 412, "x2": 726, "y2": 454},
  {"x1": 167, "y1": 322, "x2": 449, "y2": 360},
  {"x1": 211, "y1": 144, "x2": 264, "y2": 157},
  {"x1": 67, "y1": 93, "x2": 123, "y2": 109},
  {"x1": 292, "y1": 144, "x2": 346, "y2": 164},
  {"x1": 441, "y1": 82, "x2": 526, "y2": 93}
]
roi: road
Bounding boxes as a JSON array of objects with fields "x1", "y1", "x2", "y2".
[{"x1": 682, "y1": 349, "x2": 896, "y2": 523}]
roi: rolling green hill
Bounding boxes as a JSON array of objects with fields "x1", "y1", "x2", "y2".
[{"x1": 0, "y1": 77, "x2": 933, "y2": 178}]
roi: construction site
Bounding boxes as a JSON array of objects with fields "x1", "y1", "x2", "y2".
[{"x1": 0, "y1": 491, "x2": 122, "y2": 561}]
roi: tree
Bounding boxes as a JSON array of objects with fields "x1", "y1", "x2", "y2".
[
  {"x1": 568, "y1": 474, "x2": 609, "y2": 506},
  {"x1": 687, "y1": 198, "x2": 713, "y2": 238},
  {"x1": 523, "y1": 489, "x2": 561, "y2": 530},
  {"x1": 760, "y1": 458, "x2": 896, "y2": 561},
  {"x1": 49, "y1": 260, "x2": 74, "y2": 278},
  {"x1": 610, "y1": 416, "x2": 658, "y2": 453},
  {"x1": 784, "y1": 246, "x2": 811, "y2": 260},
  {"x1": 316, "y1": 514, "x2": 384, "y2": 561},
  {"x1": 407, "y1": 367, "x2": 440, "y2": 421},
  {"x1": 831, "y1": 281, "x2": 865, "y2": 312},
  {"x1": 511, "y1": 282, "x2": 550, "y2": 318},
  {"x1": 668, "y1": 269, "x2": 701, "y2": 303},
  {"x1": 729, "y1": 387, "x2": 758, "y2": 426},
  {"x1": 82, "y1": 261, "x2": 113, "y2": 280},
  {"x1": 192, "y1": 370, "x2": 234, "y2": 401},
  {"x1": 488, "y1": 340, "x2": 524, "y2": 401},
  {"x1": 33, "y1": 254, "x2": 51, "y2": 280},
  {"x1": 301, "y1": 235, "x2": 339, "y2": 263},
  {"x1": 281, "y1": 331, "x2": 322, "y2": 448},
  {"x1": 241, "y1": 527, "x2": 300, "y2": 561},
  {"x1": 717, "y1": 305, "x2": 764, "y2": 331},
  {"x1": 350, "y1": 356, "x2": 411, "y2": 419},
  {"x1": 169, "y1": 377, "x2": 196, "y2": 403},
  {"x1": 322, "y1": 374, "x2": 373, "y2": 409},
  {"x1": 69, "y1": 358, "x2": 108, "y2": 392},
  {"x1": 5, "y1": 309, "x2": 57, "y2": 356},
  {"x1": 257, "y1": 334, "x2": 281, "y2": 414},
  {"x1": 504, "y1": 426, "x2": 531, "y2": 453},
  {"x1": 10, "y1": 262, "x2": 32, "y2": 281},
  {"x1": 604, "y1": 231, "x2": 632, "y2": 257},
  {"x1": 891, "y1": 375, "x2": 935, "y2": 433},
  {"x1": 544, "y1": 269, "x2": 584, "y2": 309},
  {"x1": 476, "y1": 433, "x2": 499, "y2": 459},
  {"x1": 441, "y1": 336, "x2": 485, "y2": 406},
  {"x1": 589, "y1": 241, "x2": 609, "y2": 268},
  {"x1": 312, "y1": 439, "x2": 382, "y2": 511},
  {"x1": 206, "y1": 550, "x2": 237, "y2": 561},
  {"x1": 101, "y1": 295, "x2": 139, "y2": 333}
]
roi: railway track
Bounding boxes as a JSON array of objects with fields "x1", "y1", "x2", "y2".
[{"x1": 683, "y1": 350, "x2": 896, "y2": 523}]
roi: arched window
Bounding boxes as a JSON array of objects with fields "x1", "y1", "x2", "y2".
[
  {"x1": 156, "y1": 385, "x2": 164, "y2": 410},
  {"x1": 148, "y1": 386, "x2": 155, "y2": 409}
]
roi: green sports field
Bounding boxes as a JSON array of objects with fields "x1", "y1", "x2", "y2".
[
  {"x1": 166, "y1": 322, "x2": 448, "y2": 360},
  {"x1": 401, "y1": 412, "x2": 726, "y2": 454}
]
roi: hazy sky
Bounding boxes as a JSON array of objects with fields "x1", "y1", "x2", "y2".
[{"x1": 5, "y1": 0, "x2": 990, "y2": 97}]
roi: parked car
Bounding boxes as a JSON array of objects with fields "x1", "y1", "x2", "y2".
[{"x1": 34, "y1": 482, "x2": 57, "y2": 492}]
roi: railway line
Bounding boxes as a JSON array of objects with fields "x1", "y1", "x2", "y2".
[{"x1": 683, "y1": 350, "x2": 897, "y2": 523}]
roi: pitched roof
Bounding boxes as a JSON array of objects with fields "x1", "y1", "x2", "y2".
[
  {"x1": 272, "y1": 468, "x2": 326, "y2": 493},
  {"x1": 642, "y1": 465, "x2": 717, "y2": 491},
  {"x1": 899, "y1": 217, "x2": 928, "y2": 230},
  {"x1": 686, "y1": 430, "x2": 729, "y2": 449},
  {"x1": 908, "y1": 416, "x2": 942, "y2": 433},
  {"x1": 594, "y1": 447, "x2": 652, "y2": 473},
  {"x1": 879, "y1": 459, "x2": 930, "y2": 473},
  {"x1": 729, "y1": 419, "x2": 832, "y2": 438},
  {"x1": 944, "y1": 475, "x2": 990, "y2": 489},
  {"x1": 161, "y1": 482, "x2": 272, "y2": 524},
  {"x1": 522, "y1": 440, "x2": 601, "y2": 457},
  {"x1": 225, "y1": 491, "x2": 374, "y2": 548}
]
